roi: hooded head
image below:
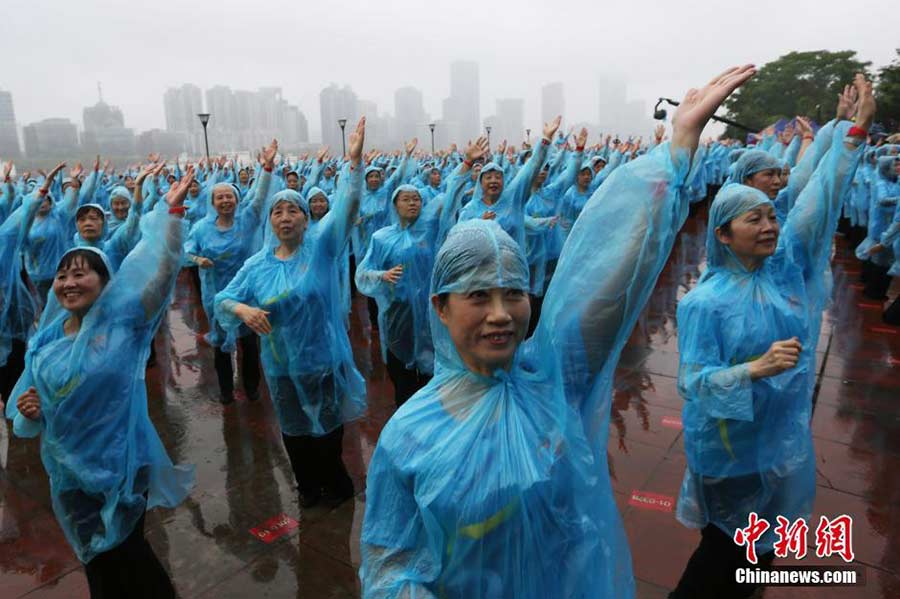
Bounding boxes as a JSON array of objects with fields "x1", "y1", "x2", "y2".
[
  {"x1": 306, "y1": 186, "x2": 330, "y2": 220},
  {"x1": 727, "y1": 150, "x2": 784, "y2": 198},
  {"x1": 478, "y1": 162, "x2": 505, "y2": 202},
  {"x1": 209, "y1": 182, "x2": 242, "y2": 218},
  {"x1": 705, "y1": 184, "x2": 776, "y2": 272},
  {"x1": 53, "y1": 246, "x2": 114, "y2": 316},
  {"x1": 108, "y1": 186, "x2": 132, "y2": 222},
  {"x1": 75, "y1": 203, "x2": 108, "y2": 244},
  {"x1": 268, "y1": 189, "x2": 309, "y2": 246},
  {"x1": 365, "y1": 166, "x2": 383, "y2": 190},
  {"x1": 391, "y1": 184, "x2": 423, "y2": 224},
  {"x1": 430, "y1": 220, "x2": 530, "y2": 375}
]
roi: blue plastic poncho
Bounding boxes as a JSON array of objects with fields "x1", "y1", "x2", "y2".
[
  {"x1": 0, "y1": 192, "x2": 41, "y2": 366},
  {"x1": 184, "y1": 175, "x2": 271, "y2": 349},
  {"x1": 214, "y1": 165, "x2": 367, "y2": 437},
  {"x1": 355, "y1": 175, "x2": 467, "y2": 375},
  {"x1": 6, "y1": 210, "x2": 195, "y2": 564},
  {"x1": 856, "y1": 156, "x2": 899, "y2": 268},
  {"x1": 675, "y1": 122, "x2": 865, "y2": 552},
  {"x1": 352, "y1": 156, "x2": 411, "y2": 258},
  {"x1": 361, "y1": 142, "x2": 696, "y2": 598},
  {"x1": 306, "y1": 186, "x2": 352, "y2": 322}
]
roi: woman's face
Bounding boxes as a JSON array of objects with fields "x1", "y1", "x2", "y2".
[
  {"x1": 270, "y1": 201, "x2": 308, "y2": 244},
  {"x1": 212, "y1": 187, "x2": 237, "y2": 217},
  {"x1": 239, "y1": 170, "x2": 249, "y2": 184},
  {"x1": 365, "y1": 171, "x2": 382, "y2": 190},
  {"x1": 429, "y1": 170, "x2": 442, "y2": 187},
  {"x1": 715, "y1": 203, "x2": 780, "y2": 264},
  {"x1": 480, "y1": 171, "x2": 504, "y2": 198},
  {"x1": 38, "y1": 196, "x2": 53, "y2": 215},
  {"x1": 394, "y1": 190, "x2": 422, "y2": 222},
  {"x1": 309, "y1": 194, "x2": 329, "y2": 219},
  {"x1": 433, "y1": 288, "x2": 531, "y2": 376},
  {"x1": 76, "y1": 210, "x2": 104, "y2": 242},
  {"x1": 286, "y1": 173, "x2": 300, "y2": 190},
  {"x1": 110, "y1": 196, "x2": 130, "y2": 221},
  {"x1": 124, "y1": 176, "x2": 135, "y2": 191},
  {"x1": 577, "y1": 168, "x2": 592, "y2": 189},
  {"x1": 54, "y1": 256, "x2": 105, "y2": 315},
  {"x1": 745, "y1": 168, "x2": 783, "y2": 199},
  {"x1": 534, "y1": 169, "x2": 548, "y2": 186}
]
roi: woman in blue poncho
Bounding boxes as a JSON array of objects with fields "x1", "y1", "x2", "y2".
[
  {"x1": 355, "y1": 140, "x2": 479, "y2": 406},
  {"x1": 0, "y1": 163, "x2": 65, "y2": 405},
  {"x1": 214, "y1": 118, "x2": 368, "y2": 509},
  {"x1": 359, "y1": 65, "x2": 757, "y2": 599},
  {"x1": 185, "y1": 140, "x2": 276, "y2": 404},
  {"x1": 669, "y1": 74, "x2": 874, "y2": 599},
  {"x1": 6, "y1": 169, "x2": 198, "y2": 598}
]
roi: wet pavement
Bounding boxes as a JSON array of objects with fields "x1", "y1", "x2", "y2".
[{"x1": 2, "y1": 204, "x2": 899, "y2": 598}]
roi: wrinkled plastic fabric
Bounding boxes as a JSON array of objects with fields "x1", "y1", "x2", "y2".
[
  {"x1": 356, "y1": 176, "x2": 466, "y2": 373},
  {"x1": 25, "y1": 189, "x2": 78, "y2": 286},
  {"x1": 214, "y1": 165, "x2": 367, "y2": 437},
  {"x1": 856, "y1": 157, "x2": 899, "y2": 268},
  {"x1": 361, "y1": 143, "x2": 693, "y2": 598},
  {"x1": 352, "y1": 158, "x2": 410, "y2": 259},
  {"x1": 0, "y1": 193, "x2": 41, "y2": 367},
  {"x1": 676, "y1": 124, "x2": 864, "y2": 551},
  {"x1": 726, "y1": 150, "x2": 783, "y2": 185},
  {"x1": 185, "y1": 176, "x2": 270, "y2": 349},
  {"x1": 306, "y1": 186, "x2": 352, "y2": 321},
  {"x1": 5, "y1": 209, "x2": 195, "y2": 563}
]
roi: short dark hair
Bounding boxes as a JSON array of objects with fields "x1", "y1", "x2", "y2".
[{"x1": 56, "y1": 250, "x2": 111, "y2": 286}]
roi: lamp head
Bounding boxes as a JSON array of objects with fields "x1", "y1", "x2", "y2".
[
  {"x1": 338, "y1": 118, "x2": 347, "y2": 129},
  {"x1": 197, "y1": 113, "x2": 210, "y2": 126},
  {"x1": 429, "y1": 123, "x2": 436, "y2": 132}
]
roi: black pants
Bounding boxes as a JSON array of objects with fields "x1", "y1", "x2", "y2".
[
  {"x1": 527, "y1": 294, "x2": 544, "y2": 338},
  {"x1": 385, "y1": 350, "x2": 431, "y2": 408},
  {"x1": 213, "y1": 335, "x2": 261, "y2": 399},
  {"x1": 281, "y1": 426, "x2": 353, "y2": 498},
  {"x1": 84, "y1": 512, "x2": 175, "y2": 599},
  {"x1": 367, "y1": 297, "x2": 380, "y2": 330},
  {"x1": 670, "y1": 524, "x2": 775, "y2": 599},
  {"x1": 0, "y1": 338, "x2": 27, "y2": 406},
  {"x1": 862, "y1": 260, "x2": 892, "y2": 300}
]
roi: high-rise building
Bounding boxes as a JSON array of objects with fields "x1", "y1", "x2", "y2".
[
  {"x1": 319, "y1": 84, "x2": 359, "y2": 150},
  {"x1": 0, "y1": 90, "x2": 22, "y2": 158},
  {"x1": 136, "y1": 129, "x2": 183, "y2": 157},
  {"x1": 494, "y1": 98, "x2": 525, "y2": 146},
  {"x1": 442, "y1": 61, "x2": 480, "y2": 144},
  {"x1": 394, "y1": 86, "x2": 427, "y2": 144},
  {"x1": 163, "y1": 84, "x2": 203, "y2": 153},
  {"x1": 23, "y1": 118, "x2": 79, "y2": 157},
  {"x1": 205, "y1": 86, "x2": 236, "y2": 132},
  {"x1": 541, "y1": 82, "x2": 564, "y2": 126},
  {"x1": 83, "y1": 97, "x2": 135, "y2": 156}
]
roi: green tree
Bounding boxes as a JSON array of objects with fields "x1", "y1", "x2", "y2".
[
  {"x1": 721, "y1": 50, "x2": 871, "y2": 139},
  {"x1": 876, "y1": 49, "x2": 900, "y2": 131}
]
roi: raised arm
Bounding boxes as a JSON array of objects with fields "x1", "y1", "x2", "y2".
[
  {"x1": 78, "y1": 156, "x2": 101, "y2": 206},
  {"x1": 534, "y1": 65, "x2": 756, "y2": 422},
  {"x1": 318, "y1": 117, "x2": 366, "y2": 259},
  {"x1": 505, "y1": 116, "x2": 560, "y2": 211},
  {"x1": 781, "y1": 75, "x2": 873, "y2": 293}
]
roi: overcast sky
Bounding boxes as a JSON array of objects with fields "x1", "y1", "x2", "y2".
[{"x1": 2, "y1": 0, "x2": 897, "y2": 141}]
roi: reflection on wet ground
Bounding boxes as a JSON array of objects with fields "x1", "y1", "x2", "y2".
[{"x1": 2, "y1": 205, "x2": 898, "y2": 598}]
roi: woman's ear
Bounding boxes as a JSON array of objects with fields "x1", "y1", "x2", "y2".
[
  {"x1": 431, "y1": 294, "x2": 450, "y2": 326},
  {"x1": 714, "y1": 226, "x2": 731, "y2": 246}
]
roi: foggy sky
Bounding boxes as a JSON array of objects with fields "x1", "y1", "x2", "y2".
[{"x1": 2, "y1": 0, "x2": 897, "y2": 142}]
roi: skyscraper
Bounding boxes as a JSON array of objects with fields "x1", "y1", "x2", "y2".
[
  {"x1": 394, "y1": 86, "x2": 426, "y2": 144},
  {"x1": 0, "y1": 90, "x2": 21, "y2": 158},
  {"x1": 493, "y1": 98, "x2": 525, "y2": 146},
  {"x1": 163, "y1": 84, "x2": 203, "y2": 153},
  {"x1": 541, "y1": 82, "x2": 564, "y2": 126},
  {"x1": 319, "y1": 84, "x2": 359, "y2": 150},
  {"x1": 23, "y1": 118, "x2": 79, "y2": 157},
  {"x1": 443, "y1": 61, "x2": 480, "y2": 144}
]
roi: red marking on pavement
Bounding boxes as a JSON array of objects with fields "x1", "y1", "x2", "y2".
[
  {"x1": 856, "y1": 302, "x2": 883, "y2": 309},
  {"x1": 250, "y1": 513, "x2": 299, "y2": 543},
  {"x1": 629, "y1": 490, "x2": 675, "y2": 513},
  {"x1": 868, "y1": 326, "x2": 898, "y2": 335},
  {"x1": 887, "y1": 357, "x2": 900, "y2": 366},
  {"x1": 661, "y1": 415, "x2": 683, "y2": 429}
]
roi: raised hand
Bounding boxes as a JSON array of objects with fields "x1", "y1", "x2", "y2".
[
  {"x1": 349, "y1": 117, "x2": 366, "y2": 164},
  {"x1": 136, "y1": 163, "x2": 157, "y2": 185},
  {"x1": 261, "y1": 139, "x2": 279, "y2": 170},
  {"x1": 166, "y1": 166, "x2": 195, "y2": 207},
  {"x1": 654, "y1": 123, "x2": 666, "y2": 142},
  {"x1": 543, "y1": 116, "x2": 562, "y2": 141},
  {"x1": 795, "y1": 116, "x2": 813, "y2": 138},
  {"x1": 69, "y1": 162, "x2": 84, "y2": 180},
  {"x1": 575, "y1": 127, "x2": 588, "y2": 149},
  {"x1": 2, "y1": 161, "x2": 12, "y2": 180},
  {"x1": 316, "y1": 146, "x2": 330, "y2": 162},
  {"x1": 148, "y1": 152, "x2": 161, "y2": 163},
  {"x1": 39, "y1": 162, "x2": 66, "y2": 195},
  {"x1": 382, "y1": 264, "x2": 404, "y2": 284},
  {"x1": 836, "y1": 83, "x2": 858, "y2": 121},
  {"x1": 671, "y1": 64, "x2": 756, "y2": 156},
  {"x1": 851, "y1": 73, "x2": 876, "y2": 132},
  {"x1": 405, "y1": 137, "x2": 418, "y2": 156},
  {"x1": 497, "y1": 139, "x2": 507, "y2": 156},
  {"x1": 464, "y1": 136, "x2": 490, "y2": 163}
]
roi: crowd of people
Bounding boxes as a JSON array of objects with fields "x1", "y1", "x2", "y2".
[{"x1": 0, "y1": 65, "x2": 895, "y2": 598}]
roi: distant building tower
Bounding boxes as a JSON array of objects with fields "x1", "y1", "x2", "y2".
[
  {"x1": 319, "y1": 84, "x2": 359, "y2": 149},
  {"x1": 0, "y1": 90, "x2": 21, "y2": 158},
  {"x1": 23, "y1": 118, "x2": 79, "y2": 157}
]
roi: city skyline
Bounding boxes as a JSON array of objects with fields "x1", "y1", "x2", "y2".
[{"x1": 4, "y1": 60, "x2": 665, "y2": 159}]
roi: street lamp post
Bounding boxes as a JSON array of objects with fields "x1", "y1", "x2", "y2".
[
  {"x1": 197, "y1": 113, "x2": 211, "y2": 164},
  {"x1": 338, "y1": 118, "x2": 348, "y2": 156},
  {"x1": 525, "y1": 128, "x2": 531, "y2": 144},
  {"x1": 485, "y1": 125, "x2": 492, "y2": 148},
  {"x1": 428, "y1": 123, "x2": 436, "y2": 154}
]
